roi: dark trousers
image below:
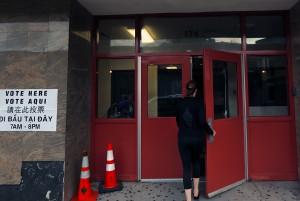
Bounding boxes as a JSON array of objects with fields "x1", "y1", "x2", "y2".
[{"x1": 178, "y1": 138, "x2": 202, "y2": 189}]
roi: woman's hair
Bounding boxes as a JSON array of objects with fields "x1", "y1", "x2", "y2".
[{"x1": 186, "y1": 80, "x2": 197, "y2": 97}]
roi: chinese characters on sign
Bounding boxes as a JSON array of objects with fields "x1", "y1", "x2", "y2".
[{"x1": 0, "y1": 89, "x2": 58, "y2": 131}]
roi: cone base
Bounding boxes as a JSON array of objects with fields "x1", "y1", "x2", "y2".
[
  {"x1": 98, "y1": 181, "x2": 123, "y2": 194},
  {"x1": 71, "y1": 190, "x2": 99, "y2": 201}
]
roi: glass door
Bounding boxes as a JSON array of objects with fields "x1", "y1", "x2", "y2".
[
  {"x1": 203, "y1": 49, "x2": 245, "y2": 197},
  {"x1": 141, "y1": 56, "x2": 190, "y2": 179}
]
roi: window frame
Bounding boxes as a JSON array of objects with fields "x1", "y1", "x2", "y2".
[
  {"x1": 146, "y1": 63, "x2": 183, "y2": 118},
  {"x1": 93, "y1": 11, "x2": 292, "y2": 120},
  {"x1": 95, "y1": 56, "x2": 137, "y2": 122}
]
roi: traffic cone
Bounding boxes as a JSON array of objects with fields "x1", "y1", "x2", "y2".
[
  {"x1": 99, "y1": 143, "x2": 123, "y2": 193},
  {"x1": 72, "y1": 151, "x2": 98, "y2": 201}
]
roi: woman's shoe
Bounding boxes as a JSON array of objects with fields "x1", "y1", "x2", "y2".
[{"x1": 193, "y1": 194, "x2": 199, "y2": 200}]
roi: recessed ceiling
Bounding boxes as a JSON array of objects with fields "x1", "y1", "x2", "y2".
[{"x1": 78, "y1": 0, "x2": 299, "y2": 15}]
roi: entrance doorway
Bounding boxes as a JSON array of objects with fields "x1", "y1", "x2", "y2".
[
  {"x1": 141, "y1": 56, "x2": 190, "y2": 179},
  {"x1": 140, "y1": 49, "x2": 245, "y2": 197},
  {"x1": 203, "y1": 49, "x2": 245, "y2": 197}
]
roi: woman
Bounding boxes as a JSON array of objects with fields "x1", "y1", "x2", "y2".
[{"x1": 176, "y1": 80, "x2": 215, "y2": 201}]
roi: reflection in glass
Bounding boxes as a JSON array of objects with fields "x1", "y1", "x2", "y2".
[
  {"x1": 192, "y1": 57, "x2": 204, "y2": 99},
  {"x1": 148, "y1": 64, "x2": 182, "y2": 117},
  {"x1": 97, "y1": 59, "x2": 135, "y2": 118},
  {"x1": 98, "y1": 19, "x2": 135, "y2": 53},
  {"x1": 141, "y1": 16, "x2": 241, "y2": 53},
  {"x1": 213, "y1": 61, "x2": 238, "y2": 119},
  {"x1": 246, "y1": 16, "x2": 286, "y2": 50},
  {"x1": 248, "y1": 56, "x2": 288, "y2": 116}
]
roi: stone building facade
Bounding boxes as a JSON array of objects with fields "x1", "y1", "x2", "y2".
[
  {"x1": 0, "y1": 1, "x2": 92, "y2": 200},
  {"x1": 0, "y1": 0, "x2": 299, "y2": 201}
]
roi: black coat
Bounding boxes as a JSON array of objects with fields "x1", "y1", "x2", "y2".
[{"x1": 176, "y1": 97, "x2": 213, "y2": 144}]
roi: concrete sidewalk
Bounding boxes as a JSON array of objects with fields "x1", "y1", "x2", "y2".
[{"x1": 95, "y1": 181, "x2": 300, "y2": 201}]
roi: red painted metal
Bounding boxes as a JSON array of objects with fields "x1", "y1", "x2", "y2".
[
  {"x1": 204, "y1": 49, "x2": 245, "y2": 196},
  {"x1": 94, "y1": 122, "x2": 137, "y2": 181},
  {"x1": 248, "y1": 120, "x2": 298, "y2": 180},
  {"x1": 91, "y1": 12, "x2": 298, "y2": 183},
  {"x1": 92, "y1": 55, "x2": 138, "y2": 181},
  {"x1": 246, "y1": 13, "x2": 298, "y2": 181},
  {"x1": 141, "y1": 56, "x2": 190, "y2": 179}
]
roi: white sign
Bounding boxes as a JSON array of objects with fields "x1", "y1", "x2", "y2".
[{"x1": 0, "y1": 89, "x2": 58, "y2": 131}]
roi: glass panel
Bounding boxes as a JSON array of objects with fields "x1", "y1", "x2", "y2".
[
  {"x1": 97, "y1": 19, "x2": 135, "y2": 53},
  {"x1": 97, "y1": 59, "x2": 135, "y2": 118},
  {"x1": 141, "y1": 16, "x2": 241, "y2": 53},
  {"x1": 213, "y1": 61, "x2": 238, "y2": 119},
  {"x1": 148, "y1": 64, "x2": 182, "y2": 117},
  {"x1": 246, "y1": 16, "x2": 286, "y2": 50},
  {"x1": 192, "y1": 57, "x2": 204, "y2": 99},
  {"x1": 248, "y1": 56, "x2": 288, "y2": 116}
]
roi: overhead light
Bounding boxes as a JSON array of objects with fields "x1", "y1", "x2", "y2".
[
  {"x1": 247, "y1": 38, "x2": 265, "y2": 44},
  {"x1": 213, "y1": 37, "x2": 241, "y2": 44},
  {"x1": 127, "y1": 29, "x2": 135, "y2": 37},
  {"x1": 261, "y1": 69, "x2": 267, "y2": 74},
  {"x1": 127, "y1": 28, "x2": 154, "y2": 43},
  {"x1": 141, "y1": 29, "x2": 154, "y2": 43},
  {"x1": 166, "y1": 66, "x2": 178, "y2": 70}
]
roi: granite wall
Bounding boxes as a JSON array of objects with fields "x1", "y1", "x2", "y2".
[
  {"x1": 64, "y1": 1, "x2": 93, "y2": 201},
  {"x1": 290, "y1": 1, "x2": 300, "y2": 179},
  {"x1": 0, "y1": 0, "x2": 70, "y2": 200}
]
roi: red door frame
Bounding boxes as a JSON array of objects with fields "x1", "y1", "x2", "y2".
[
  {"x1": 204, "y1": 49, "x2": 245, "y2": 197},
  {"x1": 91, "y1": 56, "x2": 138, "y2": 181},
  {"x1": 245, "y1": 51, "x2": 298, "y2": 180},
  {"x1": 90, "y1": 12, "x2": 298, "y2": 182},
  {"x1": 141, "y1": 56, "x2": 190, "y2": 179}
]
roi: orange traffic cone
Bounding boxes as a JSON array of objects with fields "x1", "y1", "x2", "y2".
[
  {"x1": 72, "y1": 151, "x2": 98, "y2": 201},
  {"x1": 99, "y1": 143, "x2": 123, "y2": 193}
]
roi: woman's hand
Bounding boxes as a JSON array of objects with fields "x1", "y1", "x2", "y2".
[{"x1": 212, "y1": 129, "x2": 216, "y2": 137}]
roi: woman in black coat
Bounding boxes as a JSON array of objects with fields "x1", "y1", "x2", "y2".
[{"x1": 176, "y1": 80, "x2": 215, "y2": 201}]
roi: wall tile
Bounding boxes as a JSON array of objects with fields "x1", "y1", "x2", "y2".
[
  {"x1": 0, "y1": 32, "x2": 7, "y2": 51},
  {"x1": 27, "y1": 22, "x2": 49, "y2": 32},
  {"x1": 48, "y1": 31, "x2": 69, "y2": 51},
  {"x1": 0, "y1": 52, "x2": 48, "y2": 88},
  {"x1": 0, "y1": 23, "x2": 8, "y2": 32},
  {"x1": 0, "y1": 0, "x2": 70, "y2": 187},
  {"x1": 6, "y1": 32, "x2": 28, "y2": 51},
  {"x1": 64, "y1": 1, "x2": 92, "y2": 200},
  {"x1": 22, "y1": 134, "x2": 65, "y2": 161},
  {"x1": 49, "y1": 21, "x2": 69, "y2": 32},
  {"x1": 0, "y1": 135, "x2": 24, "y2": 184},
  {"x1": 28, "y1": 32, "x2": 48, "y2": 52}
]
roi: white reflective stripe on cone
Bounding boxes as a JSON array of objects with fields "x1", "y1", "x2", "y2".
[
  {"x1": 107, "y1": 150, "x2": 114, "y2": 161},
  {"x1": 81, "y1": 170, "x2": 90, "y2": 179},
  {"x1": 82, "y1": 156, "x2": 89, "y2": 168},
  {"x1": 106, "y1": 163, "x2": 115, "y2": 171}
]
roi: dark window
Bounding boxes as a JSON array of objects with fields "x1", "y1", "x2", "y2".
[
  {"x1": 97, "y1": 19, "x2": 135, "y2": 53},
  {"x1": 213, "y1": 60, "x2": 238, "y2": 119},
  {"x1": 141, "y1": 16, "x2": 241, "y2": 53},
  {"x1": 246, "y1": 16, "x2": 286, "y2": 50},
  {"x1": 248, "y1": 56, "x2": 288, "y2": 116},
  {"x1": 148, "y1": 64, "x2": 182, "y2": 117},
  {"x1": 97, "y1": 59, "x2": 135, "y2": 118}
]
